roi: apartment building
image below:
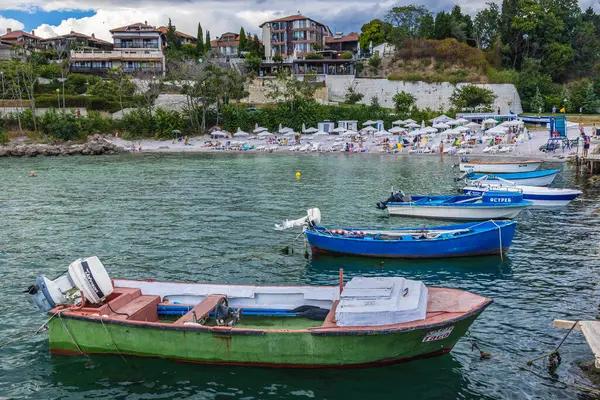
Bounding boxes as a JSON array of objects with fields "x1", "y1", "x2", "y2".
[
  {"x1": 260, "y1": 14, "x2": 332, "y2": 61},
  {"x1": 70, "y1": 22, "x2": 166, "y2": 76},
  {"x1": 157, "y1": 26, "x2": 196, "y2": 45},
  {"x1": 42, "y1": 31, "x2": 113, "y2": 51},
  {"x1": 325, "y1": 32, "x2": 359, "y2": 54},
  {"x1": 0, "y1": 29, "x2": 43, "y2": 49}
]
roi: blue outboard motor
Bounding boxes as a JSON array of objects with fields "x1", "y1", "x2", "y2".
[{"x1": 482, "y1": 191, "x2": 523, "y2": 204}]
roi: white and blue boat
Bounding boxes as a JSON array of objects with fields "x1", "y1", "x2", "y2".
[
  {"x1": 460, "y1": 169, "x2": 559, "y2": 187},
  {"x1": 463, "y1": 181, "x2": 582, "y2": 207},
  {"x1": 305, "y1": 220, "x2": 517, "y2": 259},
  {"x1": 377, "y1": 191, "x2": 531, "y2": 221}
]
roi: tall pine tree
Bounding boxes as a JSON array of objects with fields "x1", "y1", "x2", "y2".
[
  {"x1": 166, "y1": 18, "x2": 181, "y2": 49},
  {"x1": 253, "y1": 34, "x2": 262, "y2": 57},
  {"x1": 205, "y1": 31, "x2": 211, "y2": 54},
  {"x1": 238, "y1": 27, "x2": 246, "y2": 55},
  {"x1": 196, "y1": 23, "x2": 204, "y2": 56}
]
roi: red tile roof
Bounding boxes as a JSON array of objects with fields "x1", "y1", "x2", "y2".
[
  {"x1": 43, "y1": 31, "x2": 112, "y2": 45},
  {"x1": 110, "y1": 23, "x2": 161, "y2": 33},
  {"x1": 156, "y1": 26, "x2": 196, "y2": 40},
  {"x1": 0, "y1": 30, "x2": 43, "y2": 41},
  {"x1": 325, "y1": 32, "x2": 359, "y2": 43},
  {"x1": 259, "y1": 14, "x2": 326, "y2": 28}
]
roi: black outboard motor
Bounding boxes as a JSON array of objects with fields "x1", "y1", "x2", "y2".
[{"x1": 377, "y1": 190, "x2": 409, "y2": 209}]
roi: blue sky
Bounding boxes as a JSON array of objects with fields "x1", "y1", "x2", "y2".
[{"x1": 1, "y1": 10, "x2": 95, "y2": 31}]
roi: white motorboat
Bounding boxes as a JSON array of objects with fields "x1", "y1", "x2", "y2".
[
  {"x1": 463, "y1": 181, "x2": 582, "y2": 207},
  {"x1": 459, "y1": 159, "x2": 543, "y2": 173}
]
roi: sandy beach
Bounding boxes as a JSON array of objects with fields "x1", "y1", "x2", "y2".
[{"x1": 113, "y1": 127, "x2": 595, "y2": 162}]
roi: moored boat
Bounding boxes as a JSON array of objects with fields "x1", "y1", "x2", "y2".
[
  {"x1": 305, "y1": 220, "x2": 516, "y2": 259},
  {"x1": 459, "y1": 159, "x2": 543, "y2": 173},
  {"x1": 462, "y1": 181, "x2": 582, "y2": 207},
  {"x1": 377, "y1": 190, "x2": 531, "y2": 221},
  {"x1": 27, "y1": 257, "x2": 492, "y2": 368},
  {"x1": 459, "y1": 169, "x2": 559, "y2": 187}
]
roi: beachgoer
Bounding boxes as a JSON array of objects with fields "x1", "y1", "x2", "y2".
[
  {"x1": 497, "y1": 107, "x2": 501, "y2": 115},
  {"x1": 552, "y1": 105, "x2": 557, "y2": 115},
  {"x1": 583, "y1": 132, "x2": 591, "y2": 158},
  {"x1": 184, "y1": 136, "x2": 189, "y2": 146},
  {"x1": 439, "y1": 141, "x2": 444, "y2": 155}
]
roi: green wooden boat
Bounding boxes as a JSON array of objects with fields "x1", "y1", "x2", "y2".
[{"x1": 28, "y1": 257, "x2": 492, "y2": 368}]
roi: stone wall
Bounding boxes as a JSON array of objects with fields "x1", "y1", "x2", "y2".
[
  {"x1": 244, "y1": 78, "x2": 329, "y2": 104},
  {"x1": 325, "y1": 76, "x2": 523, "y2": 114}
]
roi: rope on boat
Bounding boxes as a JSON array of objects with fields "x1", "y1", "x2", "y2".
[
  {"x1": 0, "y1": 309, "x2": 62, "y2": 349},
  {"x1": 465, "y1": 331, "x2": 491, "y2": 360},
  {"x1": 522, "y1": 362, "x2": 600, "y2": 395},
  {"x1": 490, "y1": 221, "x2": 504, "y2": 261},
  {"x1": 100, "y1": 317, "x2": 128, "y2": 364},
  {"x1": 59, "y1": 311, "x2": 85, "y2": 355},
  {"x1": 526, "y1": 320, "x2": 579, "y2": 373}
]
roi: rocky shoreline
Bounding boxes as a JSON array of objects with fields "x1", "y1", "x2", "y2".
[{"x1": 0, "y1": 135, "x2": 124, "y2": 157}]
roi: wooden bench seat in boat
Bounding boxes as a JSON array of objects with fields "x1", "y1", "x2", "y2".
[
  {"x1": 78, "y1": 287, "x2": 160, "y2": 322},
  {"x1": 320, "y1": 300, "x2": 339, "y2": 328},
  {"x1": 174, "y1": 294, "x2": 226, "y2": 325}
]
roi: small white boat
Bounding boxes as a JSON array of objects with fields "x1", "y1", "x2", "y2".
[
  {"x1": 464, "y1": 170, "x2": 559, "y2": 187},
  {"x1": 459, "y1": 159, "x2": 543, "y2": 173},
  {"x1": 463, "y1": 181, "x2": 582, "y2": 207}
]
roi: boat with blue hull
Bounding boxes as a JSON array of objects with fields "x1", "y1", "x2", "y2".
[
  {"x1": 304, "y1": 220, "x2": 517, "y2": 259},
  {"x1": 377, "y1": 191, "x2": 532, "y2": 221},
  {"x1": 460, "y1": 169, "x2": 559, "y2": 187},
  {"x1": 462, "y1": 182, "x2": 582, "y2": 207}
]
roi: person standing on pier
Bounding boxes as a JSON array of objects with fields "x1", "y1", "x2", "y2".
[{"x1": 582, "y1": 132, "x2": 591, "y2": 158}]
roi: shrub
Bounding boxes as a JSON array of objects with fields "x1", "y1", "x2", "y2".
[
  {"x1": 38, "y1": 64, "x2": 61, "y2": 79},
  {"x1": 368, "y1": 54, "x2": 382, "y2": 73},
  {"x1": 0, "y1": 126, "x2": 8, "y2": 144},
  {"x1": 35, "y1": 94, "x2": 88, "y2": 108},
  {"x1": 487, "y1": 68, "x2": 518, "y2": 84},
  {"x1": 341, "y1": 52, "x2": 353, "y2": 60},
  {"x1": 345, "y1": 86, "x2": 364, "y2": 104},
  {"x1": 305, "y1": 53, "x2": 324, "y2": 60}
]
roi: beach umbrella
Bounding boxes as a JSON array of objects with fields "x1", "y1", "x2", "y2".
[
  {"x1": 233, "y1": 130, "x2": 250, "y2": 137},
  {"x1": 482, "y1": 118, "x2": 498, "y2": 125},
  {"x1": 466, "y1": 122, "x2": 481, "y2": 129},
  {"x1": 257, "y1": 131, "x2": 275, "y2": 138},
  {"x1": 283, "y1": 131, "x2": 297, "y2": 137},
  {"x1": 279, "y1": 126, "x2": 294, "y2": 133},
  {"x1": 423, "y1": 127, "x2": 438, "y2": 133},
  {"x1": 442, "y1": 129, "x2": 462, "y2": 135},
  {"x1": 253, "y1": 126, "x2": 268, "y2": 133},
  {"x1": 314, "y1": 130, "x2": 329, "y2": 136},
  {"x1": 433, "y1": 122, "x2": 450, "y2": 129},
  {"x1": 303, "y1": 127, "x2": 318, "y2": 133},
  {"x1": 302, "y1": 123, "x2": 306, "y2": 132},
  {"x1": 375, "y1": 130, "x2": 392, "y2": 137},
  {"x1": 361, "y1": 126, "x2": 378, "y2": 133},
  {"x1": 406, "y1": 122, "x2": 420, "y2": 128},
  {"x1": 339, "y1": 131, "x2": 353, "y2": 137},
  {"x1": 500, "y1": 120, "x2": 523, "y2": 127},
  {"x1": 455, "y1": 118, "x2": 469, "y2": 125},
  {"x1": 403, "y1": 119, "x2": 417, "y2": 124},
  {"x1": 331, "y1": 126, "x2": 347, "y2": 133},
  {"x1": 421, "y1": 120, "x2": 425, "y2": 129},
  {"x1": 430, "y1": 114, "x2": 451, "y2": 123},
  {"x1": 487, "y1": 126, "x2": 508, "y2": 134},
  {"x1": 446, "y1": 119, "x2": 458, "y2": 126},
  {"x1": 278, "y1": 123, "x2": 283, "y2": 133},
  {"x1": 388, "y1": 126, "x2": 406, "y2": 134},
  {"x1": 211, "y1": 131, "x2": 227, "y2": 137},
  {"x1": 363, "y1": 120, "x2": 376, "y2": 126},
  {"x1": 392, "y1": 120, "x2": 405, "y2": 125},
  {"x1": 456, "y1": 126, "x2": 470, "y2": 133}
]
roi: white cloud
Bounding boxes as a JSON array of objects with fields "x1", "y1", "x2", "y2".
[{"x1": 0, "y1": 16, "x2": 25, "y2": 35}]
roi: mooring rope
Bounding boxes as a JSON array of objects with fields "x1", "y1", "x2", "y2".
[
  {"x1": 100, "y1": 317, "x2": 128, "y2": 364},
  {"x1": 0, "y1": 309, "x2": 62, "y2": 349},
  {"x1": 490, "y1": 220, "x2": 504, "y2": 260},
  {"x1": 58, "y1": 311, "x2": 84, "y2": 355}
]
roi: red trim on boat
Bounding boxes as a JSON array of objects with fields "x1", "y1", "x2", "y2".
[
  {"x1": 311, "y1": 246, "x2": 511, "y2": 259},
  {"x1": 49, "y1": 347, "x2": 454, "y2": 369}
]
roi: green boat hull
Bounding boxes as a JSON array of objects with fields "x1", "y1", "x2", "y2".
[{"x1": 48, "y1": 311, "x2": 483, "y2": 368}]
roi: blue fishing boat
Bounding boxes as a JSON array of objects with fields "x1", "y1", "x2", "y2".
[
  {"x1": 458, "y1": 169, "x2": 559, "y2": 187},
  {"x1": 376, "y1": 191, "x2": 532, "y2": 221},
  {"x1": 304, "y1": 220, "x2": 517, "y2": 259}
]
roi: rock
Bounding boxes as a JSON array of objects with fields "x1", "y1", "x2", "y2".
[{"x1": 0, "y1": 148, "x2": 7, "y2": 157}]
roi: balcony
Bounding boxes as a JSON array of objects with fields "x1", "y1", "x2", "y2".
[
  {"x1": 70, "y1": 50, "x2": 164, "y2": 61},
  {"x1": 114, "y1": 42, "x2": 159, "y2": 49},
  {"x1": 70, "y1": 66, "x2": 111, "y2": 76}
]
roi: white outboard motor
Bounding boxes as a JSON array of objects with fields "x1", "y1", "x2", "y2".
[
  {"x1": 274, "y1": 208, "x2": 321, "y2": 230},
  {"x1": 26, "y1": 256, "x2": 114, "y2": 313}
]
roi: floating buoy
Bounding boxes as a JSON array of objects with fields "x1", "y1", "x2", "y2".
[
  {"x1": 29, "y1": 171, "x2": 37, "y2": 177},
  {"x1": 296, "y1": 171, "x2": 301, "y2": 180}
]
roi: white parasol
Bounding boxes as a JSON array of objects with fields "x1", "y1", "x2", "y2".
[{"x1": 303, "y1": 127, "x2": 318, "y2": 133}]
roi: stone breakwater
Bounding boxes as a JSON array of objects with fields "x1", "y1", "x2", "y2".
[{"x1": 0, "y1": 135, "x2": 124, "y2": 157}]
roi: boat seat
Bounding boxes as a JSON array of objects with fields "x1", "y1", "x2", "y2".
[
  {"x1": 174, "y1": 294, "x2": 226, "y2": 325},
  {"x1": 112, "y1": 294, "x2": 160, "y2": 322}
]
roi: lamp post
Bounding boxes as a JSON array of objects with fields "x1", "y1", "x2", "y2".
[{"x1": 56, "y1": 88, "x2": 60, "y2": 110}]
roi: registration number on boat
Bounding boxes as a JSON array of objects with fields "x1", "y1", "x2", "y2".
[{"x1": 422, "y1": 326, "x2": 454, "y2": 342}]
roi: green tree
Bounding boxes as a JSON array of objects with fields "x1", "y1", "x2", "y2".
[
  {"x1": 530, "y1": 86, "x2": 545, "y2": 113},
  {"x1": 368, "y1": 54, "x2": 382, "y2": 74},
  {"x1": 392, "y1": 91, "x2": 416, "y2": 114},
  {"x1": 183, "y1": 64, "x2": 223, "y2": 133},
  {"x1": 418, "y1": 13, "x2": 435, "y2": 39},
  {"x1": 205, "y1": 31, "x2": 211, "y2": 54},
  {"x1": 434, "y1": 12, "x2": 452, "y2": 40},
  {"x1": 516, "y1": 58, "x2": 554, "y2": 112},
  {"x1": 238, "y1": 27, "x2": 247, "y2": 55},
  {"x1": 359, "y1": 19, "x2": 392, "y2": 50},
  {"x1": 273, "y1": 49, "x2": 283, "y2": 63},
  {"x1": 196, "y1": 23, "x2": 205, "y2": 56},
  {"x1": 474, "y1": 3, "x2": 500, "y2": 50},
  {"x1": 165, "y1": 18, "x2": 181, "y2": 50},
  {"x1": 450, "y1": 84, "x2": 497, "y2": 112},
  {"x1": 345, "y1": 85, "x2": 364, "y2": 104},
  {"x1": 583, "y1": 81, "x2": 599, "y2": 113},
  {"x1": 385, "y1": 5, "x2": 429, "y2": 37},
  {"x1": 244, "y1": 54, "x2": 262, "y2": 72}
]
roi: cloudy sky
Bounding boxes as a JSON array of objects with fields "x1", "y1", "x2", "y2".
[
  {"x1": 0, "y1": 0, "x2": 493, "y2": 41},
  {"x1": 0, "y1": 0, "x2": 597, "y2": 41}
]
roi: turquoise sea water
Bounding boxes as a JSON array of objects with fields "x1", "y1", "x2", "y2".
[{"x1": 0, "y1": 153, "x2": 599, "y2": 399}]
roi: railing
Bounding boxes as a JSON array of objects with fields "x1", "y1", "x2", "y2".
[{"x1": 114, "y1": 43, "x2": 160, "y2": 49}]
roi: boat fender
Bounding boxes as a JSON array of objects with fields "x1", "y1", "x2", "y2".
[{"x1": 289, "y1": 305, "x2": 329, "y2": 321}]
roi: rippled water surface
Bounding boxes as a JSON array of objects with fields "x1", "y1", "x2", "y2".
[{"x1": 1, "y1": 153, "x2": 599, "y2": 399}]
